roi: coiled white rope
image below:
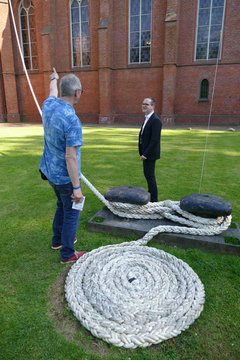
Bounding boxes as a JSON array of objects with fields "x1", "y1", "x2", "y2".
[
  {"x1": 65, "y1": 239, "x2": 205, "y2": 348},
  {"x1": 65, "y1": 182, "x2": 230, "y2": 347},
  {"x1": 65, "y1": 175, "x2": 231, "y2": 348}
]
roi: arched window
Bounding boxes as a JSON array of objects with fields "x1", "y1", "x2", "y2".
[
  {"x1": 200, "y1": 79, "x2": 209, "y2": 100},
  {"x1": 129, "y1": 0, "x2": 152, "y2": 64},
  {"x1": 70, "y1": 0, "x2": 90, "y2": 67},
  {"x1": 19, "y1": 0, "x2": 38, "y2": 70}
]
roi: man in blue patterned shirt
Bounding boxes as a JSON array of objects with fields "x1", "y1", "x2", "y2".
[{"x1": 40, "y1": 68, "x2": 86, "y2": 264}]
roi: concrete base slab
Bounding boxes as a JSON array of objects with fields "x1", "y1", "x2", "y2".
[{"x1": 88, "y1": 208, "x2": 240, "y2": 255}]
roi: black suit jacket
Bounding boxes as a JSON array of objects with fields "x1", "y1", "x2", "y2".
[{"x1": 138, "y1": 113, "x2": 162, "y2": 160}]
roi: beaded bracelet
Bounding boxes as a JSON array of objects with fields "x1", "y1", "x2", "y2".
[{"x1": 73, "y1": 185, "x2": 81, "y2": 190}]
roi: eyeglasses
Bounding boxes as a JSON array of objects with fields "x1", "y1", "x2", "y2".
[{"x1": 142, "y1": 103, "x2": 151, "y2": 106}]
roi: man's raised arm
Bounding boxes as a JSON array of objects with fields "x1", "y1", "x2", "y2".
[{"x1": 49, "y1": 67, "x2": 59, "y2": 97}]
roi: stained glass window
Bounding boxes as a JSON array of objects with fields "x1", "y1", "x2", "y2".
[
  {"x1": 195, "y1": 0, "x2": 225, "y2": 60},
  {"x1": 70, "y1": 0, "x2": 91, "y2": 67},
  {"x1": 19, "y1": 0, "x2": 38, "y2": 70},
  {"x1": 129, "y1": 0, "x2": 152, "y2": 64}
]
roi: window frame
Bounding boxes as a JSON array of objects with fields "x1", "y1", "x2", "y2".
[
  {"x1": 128, "y1": 0, "x2": 152, "y2": 65},
  {"x1": 194, "y1": 0, "x2": 226, "y2": 61},
  {"x1": 70, "y1": 0, "x2": 91, "y2": 68},
  {"x1": 18, "y1": 0, "x2": 38, "y2": 71},
  {"x1": 199, "y1": 78, "x2": 209, "y2": 100}
]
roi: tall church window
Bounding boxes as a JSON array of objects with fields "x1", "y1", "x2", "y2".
[
  {"x1": 19, "y1": 0, "x2": 38, "y2": 70},
  {"x1": 70, "y1": 0, "x2": 90, "y2": 67},
  {"x1": 129, "y1": 0, "x2": 152, "y2": 64},
  {"x1": 199, "y1": 79, "x2": 209, "y2": 100},
  {"x1": 195, "y1": 0, "x2": 225, "y2": 60}
]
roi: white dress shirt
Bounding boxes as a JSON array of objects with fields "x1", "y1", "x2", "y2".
[{"x1": 141, "y1": 111, "x2": 154, "y2": 134}]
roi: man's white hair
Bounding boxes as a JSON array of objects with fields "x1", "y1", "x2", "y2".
[{"x1": 60, "y1": 74, "x2": 81, "y2": 97}]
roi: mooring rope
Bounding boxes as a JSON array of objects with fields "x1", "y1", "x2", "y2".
[
  {"x1": 65, "y1": 240, "x2": 205, "y2": 348},
  {"x1": 81, "y1": 174, "x2": 231, "y2": 236},
  {"x1": 66, "y1": 176, "x2": 230, "y2": 348},
  {"x1": 8, "y1": 2, "x2": 229, "y2": 348}
]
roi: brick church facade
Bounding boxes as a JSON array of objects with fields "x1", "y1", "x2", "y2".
[{"x1": 0, "y1": 0, "x2": 239, "y2": 125}]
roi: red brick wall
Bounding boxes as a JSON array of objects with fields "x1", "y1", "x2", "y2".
[
  {"x1": 0, "y1": 1, "x2": 20, "y2": 122},
  {"x1": 174, "y1": 0, "x2": 240, "y2": 125},
  {"x1": 0, "y1": 57, "x2": 7, "y2": 122},
  {"x1": 0, "y1": 0, "x2": 239, "y2": 125},
  {"x1": 112, "y1": 68, "x2": 163, "y2": 124},
  {"x1": 111, "y1": 0, "x2": 165, "y2": 124},
  {"x1": 0, "y1": 2, "x2": 7, "y2": 122},
  {"x1": 175, "y1": 65, "x2": 240, "y2": 125}
]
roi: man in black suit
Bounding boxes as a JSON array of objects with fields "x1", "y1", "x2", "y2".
[{"x1": 138, "y1": 98, "x2": 162, "y2": 202}]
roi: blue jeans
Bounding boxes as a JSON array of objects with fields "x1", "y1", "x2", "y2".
[{"x1": 49, "y1": 181, "x2": 80, "y2": 260}]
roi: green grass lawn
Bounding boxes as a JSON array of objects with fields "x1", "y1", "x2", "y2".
[{"x1": 0, "y1": 125, "x2": 239, "y2": 360}]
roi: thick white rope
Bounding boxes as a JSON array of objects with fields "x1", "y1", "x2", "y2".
[
  {"x1": 9, "y1": 3, "x2": 228, "y2": 347},
  {"x1": 66, "y1": 175, "x2": 231, "y2": 348},
  {"x1": 81, "y1": 174, "x2": 231, "y2": 237},
  {"x1": 65, "y1": 241, "x2": 205, "y2": 348}
]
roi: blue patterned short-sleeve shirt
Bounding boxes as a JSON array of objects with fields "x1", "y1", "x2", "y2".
[{"x1": 40, "y1": 96, "x2": 82, "y2": 185}]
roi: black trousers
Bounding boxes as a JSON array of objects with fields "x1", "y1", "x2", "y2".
[{"x1": 143, "y1": 160, "x2": 158, "y2": 202}]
